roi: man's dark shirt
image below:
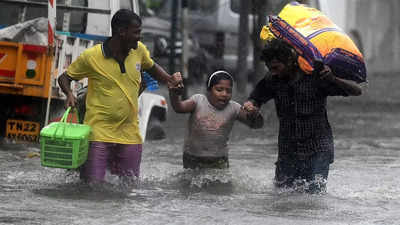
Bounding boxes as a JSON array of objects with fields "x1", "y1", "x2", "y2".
[{"x1": 249, "y1": 71, "x2": 349, "y2": 162}]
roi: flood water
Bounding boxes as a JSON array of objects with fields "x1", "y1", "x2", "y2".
[{"x1": 1, "y1": 73, "x2": 400, "y2": 225}]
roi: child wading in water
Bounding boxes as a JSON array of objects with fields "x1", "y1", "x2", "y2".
[{"x1": 169, "y1": 71, "x2": 264, "y2": 169}]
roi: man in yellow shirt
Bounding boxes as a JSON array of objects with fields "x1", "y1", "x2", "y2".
[{"x1": 58, "y1": 9, "x2": 182, "y2": 183}]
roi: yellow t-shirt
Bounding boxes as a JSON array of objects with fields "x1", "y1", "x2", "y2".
[{"x1": 66, "y1": 41, "x2": 154, "y2": 144}]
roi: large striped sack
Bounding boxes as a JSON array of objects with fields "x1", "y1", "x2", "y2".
[{"x1": 260, "y1": 2, "x2": 366, "y2": 83}]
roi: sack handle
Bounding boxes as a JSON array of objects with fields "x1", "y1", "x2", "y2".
[{"x1": 53, "y1": 107, "x2": 80, "y2": 139}]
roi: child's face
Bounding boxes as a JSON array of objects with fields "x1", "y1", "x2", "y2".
[{"x1": 208, "y1": 79, "x2": 232, "y2": 110}]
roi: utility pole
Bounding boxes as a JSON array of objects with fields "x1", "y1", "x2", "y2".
[
  {"x1": 236, "y1": 0, "x2": 251, "y2": 94},
  {"x1": 252, "y1": 0, "x2": 268, "y2": 84},
  {"x1": 169, "y1": 0, "x2": 178, "y2": 74},
  {"x1": 181, "y1": 0, "x2": 189, "y2": 98}
]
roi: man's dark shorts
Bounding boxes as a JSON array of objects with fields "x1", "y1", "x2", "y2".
[{"x1": 183, "y1": 152, "x2": 229, "y2": 169}]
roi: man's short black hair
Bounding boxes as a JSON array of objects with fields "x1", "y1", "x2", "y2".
[
  {"x1": 111, "y1": 9, "x2": 142, "y2": 36},
  {"x1": 260, "y1": 38, "x2": 297, "y2": 64}
]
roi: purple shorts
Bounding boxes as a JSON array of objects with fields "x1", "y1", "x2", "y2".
[{"x1": 79, "y1": 141, "x2": 142, "y2": 182}]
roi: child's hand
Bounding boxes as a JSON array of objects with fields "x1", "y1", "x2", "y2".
[
  {"x1": 242, "y1": 101, "x2": 263, "y2": 128},
  {"x1": 169, "y1": 72, "x2": 183, "y2": 87},
  {"x1": 243, "y1": 101, "x2": 261, "y2": 120},
  {"x1": 168, "y1": 72, "x2": 184, "y2": 95},
  {"x1": 242, "y1": 101, "x2": 259, "y2": 113}
]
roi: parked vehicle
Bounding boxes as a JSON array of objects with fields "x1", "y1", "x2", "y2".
[
  {"x1": 140, "y1": 7, "x2": 211, "y2": 85},
  {"x1": 0, "y1": 0, "x2": 167, "y2": 142},
  {"x1": 147, "y1": 0, "x2": 254, "y2": 79}
]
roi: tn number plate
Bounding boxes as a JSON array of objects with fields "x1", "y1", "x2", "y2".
[{"x1": 6, "y1": 119, "x2": 40, "y2": 142}]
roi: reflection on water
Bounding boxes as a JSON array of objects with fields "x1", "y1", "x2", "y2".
[{"x1": 1, "y1": 89, "x2": 400, "y2": 224}]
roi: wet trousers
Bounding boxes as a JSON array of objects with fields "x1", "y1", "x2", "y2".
[
  {"x1": 274, "y1": 151, "x2": 331, "y2": 193},
  {"x1": 79, "y1": 141, "x2": 142, "y2": 182}
]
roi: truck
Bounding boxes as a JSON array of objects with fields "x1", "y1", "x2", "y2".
[{"x1": 0, "y1": 0, "x2": 168, "y2": 143}]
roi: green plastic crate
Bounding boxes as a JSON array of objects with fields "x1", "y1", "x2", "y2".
[{"x1": 40, "y1": 107, "x2": 91, "y2": 169}]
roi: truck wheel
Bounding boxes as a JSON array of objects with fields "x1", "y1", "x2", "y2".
[
  {"x1": 146, "y1": 109, "x2": 166, "y2": 140},
  {"x1": 146, "y1": 115, "x2": 166, "y2": 140}
]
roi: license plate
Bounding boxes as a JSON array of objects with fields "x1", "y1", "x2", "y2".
[{"x1": 6, "y1": 119, "x2": 40, "y2": 142}]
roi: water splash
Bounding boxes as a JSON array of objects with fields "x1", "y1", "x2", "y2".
[{"x1": 274, "y1": 176, "x2": 328, "y2": 195}]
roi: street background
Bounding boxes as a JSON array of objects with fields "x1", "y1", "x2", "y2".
[{"x1": 1, "y1": 0, "x2": 400, "y2": 224}]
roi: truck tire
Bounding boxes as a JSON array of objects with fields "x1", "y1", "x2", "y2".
[{"x1": 146, "y1": 112, "x2": 166, "y2": 140}]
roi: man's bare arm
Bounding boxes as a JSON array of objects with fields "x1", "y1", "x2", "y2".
[
  {"x1": 145, "y1": 63, "x2": 182, "y2": 88},
  {"x1": 319, "y1": 65, "x2": 362, "y2": 96},
  {"x1": 58, "y1": 72, "x2": 77, "y2": 108}
]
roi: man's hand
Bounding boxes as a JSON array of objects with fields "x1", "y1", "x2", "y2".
[
  {"x1": 65, "y1": 92, "x2": 77, "y2": 109},
  {"x1": 246, "y1": 109, "x2": 261, "y2": 121},
  {"x1": 58, "y1": 72, "x2": 78, "y2": 109},
  {"x1": 319, "y1": 65, "x2": 336, "y2": 82},
  {"x1": 318, "y1": 64, "x2": 362, "y2": 96}
]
